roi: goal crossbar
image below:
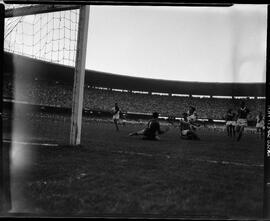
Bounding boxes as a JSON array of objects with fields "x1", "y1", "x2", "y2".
[{"x1": 5, "y1": 4, "x2": 80, "y2": 18}]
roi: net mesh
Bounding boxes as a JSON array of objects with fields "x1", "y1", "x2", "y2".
[{"x1": 4, "y1": 4, "x2": 79, "y2": 67}]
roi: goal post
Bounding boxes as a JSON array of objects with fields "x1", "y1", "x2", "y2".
[{"x1": 70, "y1": 5, "x2": 90, "y2": 145}]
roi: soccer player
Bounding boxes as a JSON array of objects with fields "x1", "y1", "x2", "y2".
[
  {"x1": 231, "y1": 111, "x2": 237, "y2": 137},
  {"x1": 187, "y1": 106, "x2": 197, "y2": 122},
  {"x1": 167, "y1": 115, "x2": 176, "y2": 127},
  {"x1": 256, "y1": 111, "x2": 264, "y2": 139},
  {"x1": 187, "y1": 106, "x2": 200, "y2": 130},
  {"x1": 236, "y1": 101, "x2": 250, "y2": 141},
  {"x1": 129, "y1": 112, "x2": 169, "y2": 140},
  {"x1": 179, "y1": 113, "x2": 200, "y2": 140},
  {"x1": 112, "y1": 103, "x2": 120, "y2": 131},
  {"x1": 225, "y1": 109, "x2": 235, "y2": 137}
]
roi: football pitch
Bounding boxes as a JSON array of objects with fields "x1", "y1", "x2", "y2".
[{"x1": 2, "y1": 112, "x2": 264, "y2": 218}]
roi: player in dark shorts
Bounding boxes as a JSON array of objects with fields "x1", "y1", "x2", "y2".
[
  {"x1": 129, "y1": 112, "x2": 169, "y2": 140},
  {"x1": 236, "y1": 101, "x2": 250, "y2": 141},
  {"x1": 225, "y1": 109, "x2": 236, "y2": 137},
  {"x1": 179, "y1": 113, "x2": 200, "y2": 140}
]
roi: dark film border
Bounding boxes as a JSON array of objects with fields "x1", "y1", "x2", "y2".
[
  {"x1": 0, "y1": 0, "x2": 269, "y2": 218},
  {"x1": 264, "y1": 3, "x2": 270, "y2": 219},
  {"x1": 0, "y1": 3, "x2": 12, "y2": 215}
]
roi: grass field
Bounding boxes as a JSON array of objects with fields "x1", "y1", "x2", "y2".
[{"x1": 2, "y1": 111, "x2": 265, "y2": 218}]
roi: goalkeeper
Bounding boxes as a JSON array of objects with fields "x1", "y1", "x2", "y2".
[{"x1": 129, "y1": 112, "x2": 169, "y2": 140}]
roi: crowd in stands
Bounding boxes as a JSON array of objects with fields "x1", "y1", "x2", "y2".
[{"x1": 3, "y1": 77, "x2": 265, "y2": 121}]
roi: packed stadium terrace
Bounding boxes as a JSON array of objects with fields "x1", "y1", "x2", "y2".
[{"x1": 3, "y1": 77, "x2": 265, "y2": 121}]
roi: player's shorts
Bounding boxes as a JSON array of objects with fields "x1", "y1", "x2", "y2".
[
  {"x1": 112, "y1": 114, "x2": 120, "y2": 120},
  {"x1": 236, "y1": 118, "x2": 247, "y2": 127},
  {"x1": 226, "y1": 120, "x2": 233, "y2": 126},
  {"x1": 226, "y1": 121, "x2": 236, "y2": 126},
  {"x1": 256, "y1": 122, "x2": 264, "y2": 128},
  {"x1": 187, "y1": 115, "x2": 197, "y2": 122},
  {"x1": 181, "y1": 130, "x2": 190, "y2": 136}
]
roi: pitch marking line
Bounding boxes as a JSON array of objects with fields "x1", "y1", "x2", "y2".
[
  {"x1": 193, "y1": 158, "x2": 263, "y2": 168},
  {"x1": 2, "y1": 139, "x2": 59, "y2": 147},
  {"x1": 112, "y1": 150, "x2": 263, "y2": 168},
  {"x1": 2, "y1": 141, "x2": 263, "y2": 168}
]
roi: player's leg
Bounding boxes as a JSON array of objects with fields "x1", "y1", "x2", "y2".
[
  {"x1": 226, "y1": 124, "x2": 230, "y2": 136},
  {"x1": 232, "y1": 125, "x2": 236, "y2": 137},
  {"x1": 237, "y1": 126, "x2": 244, "y2": 141},
  {"x1": 235, "y1": 125, "x2": 240, "y2": 133},
  {"x1": 256, "y1": 127, "x2": 260, "y2": 138},
  {"x1": 260, "y1": 127, "x2": 264, "y2": 138},
  {"x1": 154, "y1": 134, "x2": 161, "y2": 140},
  {"x1": 185, "y1": 130, "x2": 199, "y2": 140},
  {"x1": 229, "y1": 125, "x2": 233, "y2": 137},
  {"x1": 129, "y1": 128, "x2": 146, "y2": 136},
  {"x1": 114, "y1": 119, "x2": 119, "y2": 131},
  {"x1": 190, "y1": 131, "x2": 200, "y2": 140}
]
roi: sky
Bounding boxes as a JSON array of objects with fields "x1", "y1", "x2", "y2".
[{"x1": 85, "y1": 4, "x2": 267, "y2": 83}]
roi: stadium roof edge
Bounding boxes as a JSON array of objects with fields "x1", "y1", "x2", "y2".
[{"x1": 85, "y1": 68, "x2": 265, "y2": 85}]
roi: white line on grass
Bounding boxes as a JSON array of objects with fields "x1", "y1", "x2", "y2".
[
  {"x1": 2, "y1": 141, "x2": 263, "y2": 168},
  {"x1": 112, "y1": 150, "x2": 263, "y2": 168},
  {"x1": 113, "y1": 150, "x2": 154, "y2": 157},
  {"x1": 193, "y1": 158, "x2": 263, "y2": 168},
  {"x1": 2, "y1": 139, "x2": 59, "y2": 147}
]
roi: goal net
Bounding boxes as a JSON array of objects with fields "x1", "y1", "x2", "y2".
[{"x1": 4, "y1": 4, "x2": 79, "y2": 67}]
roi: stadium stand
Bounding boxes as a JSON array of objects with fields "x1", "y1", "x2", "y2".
[
  {"x1": 3, "y1": 75, "x2": 265, "y2": 121},
  {"x1": 3, "y1": 52, "x2": 265, "y2": 121}
]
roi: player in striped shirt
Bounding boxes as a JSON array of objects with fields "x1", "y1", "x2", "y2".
[
  {"x1": 112, "y1": 103, "x2": 120, "y2": 131},
  {"x1": 179, "y1": 113, "x2": 200, "y2": 140},
  {"x1": 225, "y1": 109, "x2": 236, "y2": 137}
]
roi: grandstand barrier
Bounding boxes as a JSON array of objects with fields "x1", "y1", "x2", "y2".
[{"x1": 2, "y1": 99, "x2": 258, "y2": 127}]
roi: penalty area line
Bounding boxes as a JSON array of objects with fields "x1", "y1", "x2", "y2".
[{"x1": 2, "y1": 139, "x2": 59, "y2": 147}]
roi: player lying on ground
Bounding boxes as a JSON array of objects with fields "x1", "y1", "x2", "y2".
[
  {"x1": 256, "y1": 111, "x2": 264, "y2": 139},
  {"x1": 235, "y1": 101, "x2": 250, "y2": 142},
  {"x1": 225, "y1": 109, "x2": 236, "y2": 137},
  {"x1": 129, "y1": 112, "x2": 169, "y2": 140},
  {"x1": 179, "y1": 113, "x2": 200, "y2": 140}
]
